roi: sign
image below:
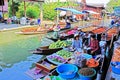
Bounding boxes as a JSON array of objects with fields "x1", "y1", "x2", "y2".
[
  {"x1": 0, "y1": 0, "x2": 8, "y2": 12},
  {"x1": 114, "y1": 6, "x2": 120, "y2": 16}
]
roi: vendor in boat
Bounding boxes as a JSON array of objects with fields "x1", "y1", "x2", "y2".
[
  {"x1": 88, "y1": 34, "x2": 100, "y2": 56},
  {"x1": 53, "y1": 24, "x2": 60, "y2": 39},
  {"x1": 83, "y1": 31, "x2": 94, "y2": 46},
  {"x1": 71, "y1": 33, "x2": 83, "y2": 52},
  {"x1": 77, "y1": 28, "x2": 84, "y2": 37},
  {"x1": 99, "y1": 33, "x2": 107, "y2": 55},
  {"x1": 65, "y1": 16, "x2": 71, "y2": 29}
]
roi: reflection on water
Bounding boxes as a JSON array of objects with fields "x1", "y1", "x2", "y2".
[
  {"x1": 0, "y1": 37, "x2": 41, "y2": 67},
  {"x1": 0, "y1": 30, "x2": 54, "y2": 80},
  {"x1": 0, "y1": 54, "x2": 42, "y2": 80}
]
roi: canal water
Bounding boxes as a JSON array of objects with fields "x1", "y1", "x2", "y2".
[
  {"x1": 0, "y1": 29, "x2": 53, "y2": 80},
  {"x1": 0, "y1": 19, "x2": 110, "y2": 80}
]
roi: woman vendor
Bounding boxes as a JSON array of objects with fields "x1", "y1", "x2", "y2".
[
  {"x1": 88, "y1": 34, "x2": 100, "y2": 56},
  {"x1": 71, "y1": 33, "x2": 83, "y2": 52},
  {"x1": 53, "y1": 24, "x2": 60, "y2": 39}
]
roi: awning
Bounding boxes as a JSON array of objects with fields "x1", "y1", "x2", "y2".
[{"x1": 55, "y1": 8, "x2": 84, "y2": 14}]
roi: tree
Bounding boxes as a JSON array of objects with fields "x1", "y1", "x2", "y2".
[
  {"x1": 106, "y1": 0, "x2": 120, "y2": 12},
  {"x1": 9, "y1": 0, "x2": 21, "y2": 16}
]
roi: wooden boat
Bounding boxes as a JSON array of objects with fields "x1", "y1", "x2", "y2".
[
  {"x1": 15, "y1": 27, "x2": 48, "y2": 35},
  {"x1": 15, "y1": 31, "x2": 47, "y2": 35},
  {"x1": 31, "y1": 46, "x2": 63, "y2": 55},
  {"x1": 81, "y1": 26, "x2": 97, "y2": 32},
  {"x1": 92, "y1": 27, "x2": 107, "y2": 34},
  {"x1": 36, "y1": 58, "x2": 57, "y2": 73},
  {"x1": 46, "y1": 37, "x2": 67, "y2": 42},
  {"x1": 47, "y1": 27, "x2": 70, "y2": 33},
  {"x1": 47, "y1": 28, "x2": 75, "y2": 42}
]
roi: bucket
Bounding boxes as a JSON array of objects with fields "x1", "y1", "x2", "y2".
[
  {"x1": 78, "y1": 68, "x2": 96, "y2": 80},
  {"x1": 56, "y1": 64, "x2": 78, "y2": 79}
]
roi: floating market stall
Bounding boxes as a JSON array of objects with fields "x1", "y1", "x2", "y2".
[
  {"x1": 106, "y1": 38, "x2": 120, "y2": 80},
  {"x1": 55, "y1": 7, "x2": 84, "y2": 25},
  {"x1": 24, "y1": 12, "x2": 120, "y2": 80},
  {"x1": 81, "y1": 25, "x2": 97, "y2": 32}
]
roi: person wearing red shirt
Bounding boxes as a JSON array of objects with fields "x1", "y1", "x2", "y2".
[{"x1": 89, "y1": 35, "x2": 100, "y2": 56}]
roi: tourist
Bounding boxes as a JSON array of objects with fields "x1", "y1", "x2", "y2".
[
  {"x1": 72, "y1": 34, "x2": 83, "y2": 52},
  {"x1": 88, "y1": 34, "x2": 100, "y2": 56},
  {"x1": 37, "y1": 18, "x2": 41, "y2": 26}
]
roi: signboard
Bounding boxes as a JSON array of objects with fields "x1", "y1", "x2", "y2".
[
  {"x1": 114, "y1": 6, "x2": 120, "y2": 16},
  {"x1": 0, "y1": 0, "x2": 8, "y2": 12}
]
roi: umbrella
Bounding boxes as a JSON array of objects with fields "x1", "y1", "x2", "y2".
[
  {"x1": 55, "y1": 8, "x2": 84, "y2": 14},
  {"x1": 59, "y1": 11, "x2": 66, "y2": 17}
]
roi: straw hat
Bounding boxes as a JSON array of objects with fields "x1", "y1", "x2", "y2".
[
  {"x1": 74, "y1": 33, "x2": 79, "y2": 37},
  {"x1": 77, "y1": 27, "x2": 82, "y2": 31}
]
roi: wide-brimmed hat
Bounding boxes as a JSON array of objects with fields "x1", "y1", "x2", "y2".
[
  {"x1": 77, "y1": 27, "x2": 81, "y2": 30},
  {"x1": 74, "y1": 33, "x2": 79, "y2": 37}
]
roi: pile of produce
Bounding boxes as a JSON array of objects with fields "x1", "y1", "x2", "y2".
[
  {"x1": 21, "y1": 27, "x2": 38, "y2": 32},
  {"x1": 81, "y1": 26, "x2": 96, "y2": 32},
  {"x1": 86, "y1": 58, "x2": 99, "y2": 67},
  {"x1": 79, "y1": 68, "x2": 95, "y2": 76},
  {"x1": 56, "y1": 50, "x2": 73, "y2": 59},
  {"x1": 107, "y1": 27, "x2": 117, "y2": 37},
  {"x1": 112, "y1": 47, "x2": 120, "y2": 62},
  {"x1": 49, "y1": 40, "x2": 70, "y2": 49},
  {"x1": 47, "y1": 55, "x2": 66, "y2": 63},
  {"x1": 92, "y1": 27, "x2": 107, "y2": 34},
  {"x1": 67, "y1": 30, "x2": 76, "y2": 35}
]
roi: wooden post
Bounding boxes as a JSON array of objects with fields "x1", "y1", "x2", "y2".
[
  {"x1": 24, "y1": 1, "x2": 26, "y2": 17},
  {"x1": 40, "y1": 2, "x2": 43, "y2": 23},
  {"x1": 12, "y1": 0, "x2": 14, "y2": 16},
  {"x1": 110, "y1": 34, "x2": 114, "y2": 49},
  {"x1": 56, "y1": 10, "x2": 59, "y2": 25},
  {"x1": 1, "y1": 2, "x2": 4, "y2": 19}
]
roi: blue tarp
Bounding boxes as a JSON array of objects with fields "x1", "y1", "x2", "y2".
[{"x1": 55, "y1": 8, "x2": 84, "y2": 14}]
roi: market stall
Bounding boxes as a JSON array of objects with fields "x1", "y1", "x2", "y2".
[{"x1": 106, "y1": 38, "x2": 120, "y2": 80}]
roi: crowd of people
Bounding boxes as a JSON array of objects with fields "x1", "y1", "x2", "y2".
[{"x1": 71, "y1": 28, "x2": 107, "y2": 57}]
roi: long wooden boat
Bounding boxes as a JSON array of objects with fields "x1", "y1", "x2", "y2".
[
  {"x1": 47, "y1": 27, "x2": 70, "y2": 33},
  {"x1": 47, "y1": 28, "x2": 75, "y2": 42},
  {"x1": 81, "y1": 26, "x2": 97, "y2": 32},
  {"x1": 36, "y1": 58, "x2": 57, "y2": 73},
  {"x1": 15, "y1": 27, "x2": 48, "y2": 35},
  {"x1": 15, "y1": 31, "x2": 47, "y2": 35},
  {"x1": 92, "y1": 27, "x2": 107, "y2": 34},
  {"x1": 31, "y1": 46, "x2": 63, "y2": 55}
]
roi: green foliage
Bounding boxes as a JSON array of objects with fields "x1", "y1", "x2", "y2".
[
  {"x1": 9, "y1": 1, "x2": 20, "y2": 16},
  {"x1": 9, "y1": 1, "x2": 78, "y2": 20},
  {"x1": 16, "y1": 2, "x2": 25, "y2": 18},
  {"x1": 26, "y1": 6, "x2": 40, "y2": 18},
  {"x1": 106, "y1": 0, "x2": 120, "y2": 12},
  {"x1": 43, "y1": 2, "x2": 78, "y2": 20}
]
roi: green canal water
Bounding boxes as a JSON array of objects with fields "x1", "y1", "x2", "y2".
[{"x1": 0, "y1": 29, "x2": 53, "y2": 80}]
